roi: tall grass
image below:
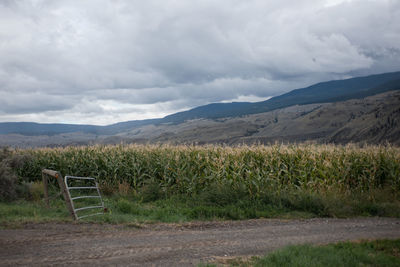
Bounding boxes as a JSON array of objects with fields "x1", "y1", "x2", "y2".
[
  {"x1": 205, "y1": 239, "x2": 400, "y2": 267},
  {"x1": 14, "y1": 143, "x2": 400, "y2": 198}
]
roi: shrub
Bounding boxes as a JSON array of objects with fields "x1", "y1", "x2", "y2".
[
  {"x1": 0, "y1": 162, "x2": 18, "y2": 202},
  {"x1": 15, "y1": 183, "x2": 32, "y2": 200},
  {"x1": 140, "y1": 180, "x2": 163, "y2": 202},
  {"x1": 0, "y1": 147, "x2": 35, "y2": 201},
  {"x1": 28, "y1": 181, "x2": 44, "y2": 201},
  {"x1": 197, "y1": 182, "x2": 249, "y2": 207},
  {"x1": 0, "y1": 147, "x2": 12, "y2": 162},
  {"x1": 116, "y1": 199, "x2": 133, "y2": 214}
]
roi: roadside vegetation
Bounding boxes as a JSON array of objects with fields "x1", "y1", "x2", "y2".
[
  {"x1": 203, "y1": 239, "x2": 400, "y2": 267},
  {"x1": 1, "y1": 143, "x2": 400, "y2": 225}
]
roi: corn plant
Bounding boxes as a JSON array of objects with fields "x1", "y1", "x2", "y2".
[{"x1": 13, "y1": 143, "x2": 400, "y2": 198}]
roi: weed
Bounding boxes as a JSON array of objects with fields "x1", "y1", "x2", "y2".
[
  {"x1": 28, "y1": 181, "x2": 44, "y2": 202},
  {"x1": 115, "y1": 198, "x2": 134, "y2": 214},
  {"x1": 118, "y1": 181, "x2": 133, "y2": 196},
  {"x1": 140, "y1": 180, "x2": 164, "y2": 202}
]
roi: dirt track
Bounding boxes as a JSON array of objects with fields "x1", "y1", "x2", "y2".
[{"x1": 1, "y1": 217, "x2": 400, "y2": 266}]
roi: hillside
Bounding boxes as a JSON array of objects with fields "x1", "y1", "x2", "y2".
[
  {"x1": 118, "y1": 90, "x2": 400, "y2": 145},
  {"x1": 1, "y1": 90, "x2": 399, "y2": 147},
  {"x1": 162, "y1": 71, "x2": 400, "y2": 123},
  {"x1": 0, "y1": 71, "x2": 399, "y2": 147},
  {"x1": 1, "y1": 71, "x2": 399, "y2": 136}
]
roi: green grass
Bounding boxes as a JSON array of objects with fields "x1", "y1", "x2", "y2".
[
  {"x1": 0, "y1": 196, "x2": 311, "y2": 227},
  {"x1": 0, "y1": 200, "x2": 71, "y2": 227},
  {"x1": 203, "y1": 239, "x2": 400, "y2": 267},
  {"x1": 1, "y1": 188, "x2": 400, "y2": 227}
]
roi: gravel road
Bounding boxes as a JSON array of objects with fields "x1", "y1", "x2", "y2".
[{"x1": 1, "y1": 217, "x2": 400, "y2": 266}]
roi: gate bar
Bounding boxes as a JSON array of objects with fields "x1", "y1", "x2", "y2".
[{"x1": 65, "y1": 176, "x2": 105, "y2": 220}]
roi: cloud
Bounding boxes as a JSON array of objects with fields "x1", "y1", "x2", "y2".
[{"x1": 0, "y1": 0, "x2": 399, "y2": 125}]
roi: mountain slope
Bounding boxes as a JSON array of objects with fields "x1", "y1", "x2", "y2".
[
  {"x1": 162, "y1": 71, "x2": 400, "y2": 123},
  {"x1": 0, "y1": 122, "x2": 101, "y2": 136},
  {"x1": 122, "y1": 90, "x2": 400, "y2": 145},
  {"x1": 1, "y1": 71, "x2": 399, "y2": 136},
  {"x1": 1, "y1": 90, "x2": 399, "y2": 147},
  {"x1": 0, "y1": 119, "x2": 162, "y2": 136}
]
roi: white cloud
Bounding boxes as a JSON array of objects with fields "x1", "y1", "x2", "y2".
[
  {"x1": 0, "y1": 0, "x2": 399, "y2": 125},
  {"x1": 222, "y1": 95, "x2": 271, "y2": 103}
]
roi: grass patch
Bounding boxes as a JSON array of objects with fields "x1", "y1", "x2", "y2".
[
  {"x1": 1, "y1": 187, "x2": 399, "y2": 227},
  {"x1": 0, "y1": 200, "x2": 71, "y2": 227},
  {"x1": 204, "y1": 239, "x2": 400, "y2": 267}
]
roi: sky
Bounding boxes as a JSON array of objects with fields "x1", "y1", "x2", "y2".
[{"x1": 0, "y1": 0, "x2": 399, "y2": 125}]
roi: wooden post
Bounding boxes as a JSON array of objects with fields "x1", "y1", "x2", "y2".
[
  {"x1": 42, "y1": 172, "x2": 49, "y2": 208},
  {"x1": 41, "y1": 169, "x2": 77, "y2": 220}
]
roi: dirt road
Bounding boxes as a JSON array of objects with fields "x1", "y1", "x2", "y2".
[{"x1": 1, "y1": 217, "x2": 400, "y2": 266}]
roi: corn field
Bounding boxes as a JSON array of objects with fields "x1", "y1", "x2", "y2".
[{"x1": 15, "y1": 144, "x2": 400, "y2": 197}]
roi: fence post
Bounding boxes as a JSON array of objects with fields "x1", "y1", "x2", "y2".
[
  {"x1": 41, "y1": 169, "x2": 77, "y2": 220},
  {"x1": 42, "y1": 171, "x2": 49, "y2": 208}
]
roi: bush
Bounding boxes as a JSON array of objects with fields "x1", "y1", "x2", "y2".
[
  {"x1": 291, "y1": 192, "x2": 328, "y2": 216},
  {"x1": 0, "y1": 147, "x2": 34, "y2": 202},
  {"x1": 115, "y1": 198, "x2": 133, "y2": 214},
  {"x1": 140, "y1": 181, "x2": 163, "y2": 202},
  {"x1": 0, "y1": 147, "x2": 12, "y2": 162},
  {"x1": 0, "y1": 162, "x2": 18, "y2": 202},
  {"x1": 15, "y1": 183, "x2": 32, "y2": 200},
  {"x1": 197, "y1": 182, "x2": 249, "y2": 207}
]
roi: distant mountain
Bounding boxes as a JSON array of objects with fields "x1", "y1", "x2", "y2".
[
  {"x1": 125, "y1": 90, "x2": 400, "y2": 146},
  {"x1": 2, "y1": 90, "x2": 399, "y2": 147},
  {"x1": 97, "y1": 119, "x2": 162, "y2": 135},
  {"x1": 1, "y1": 71, "x2": 399, "y2": 136},
  {"x1": 0, "y1": 122, "x2": 101, "y2": 136},
  {"x1": 0, "y1": 119, "x2": 162, "y2": 136},
  {"x1": 162, "y1": 71, "x2": 400, "y2": 123}
]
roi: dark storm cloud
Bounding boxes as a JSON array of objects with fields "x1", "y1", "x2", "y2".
[{"x1": 0, "y1": 0, "x2": 399, "y2": 124}]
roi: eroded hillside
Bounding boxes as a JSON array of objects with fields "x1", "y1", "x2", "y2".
[
  {"x1": 1, "y1": 90, "x2": 399, "y2": 147},
  {"x1": 120, "y1": 90, "x2": 400, "y2": 145}
]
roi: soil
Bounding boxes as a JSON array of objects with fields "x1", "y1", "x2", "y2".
[{"x1": 1, "y1": 217, "x2": 400, "y2": 266}]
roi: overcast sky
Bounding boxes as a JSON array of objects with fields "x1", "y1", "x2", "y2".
[{"x1": 0, "y1": 0, "x2": 399, "y2": 125}]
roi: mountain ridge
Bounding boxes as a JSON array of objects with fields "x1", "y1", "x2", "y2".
[
  {"x1": 1, "y1": 90, "x2": 399, "y2": 147},
  {"x1": 162, "y1": 71, "x2": 400, "y2": 123},
  {"x1": 1, "y1": 71, "x2": 400, "y2": 136}
]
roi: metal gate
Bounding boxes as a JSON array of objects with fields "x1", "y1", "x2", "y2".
[
  {"x1": 65, "y1": 176, "x2": 105, "y2": 220},
  {"x1": 42, "y1": 169, "x2": 106, "y2": 220}
]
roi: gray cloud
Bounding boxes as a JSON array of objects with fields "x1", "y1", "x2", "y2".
[{"x1": 0, "y1": 0, "x2": 399, "y2": 125}]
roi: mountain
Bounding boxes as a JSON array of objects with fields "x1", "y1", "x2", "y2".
[
  {"x1": 96, "y1": 119, "x2": 162, "y2": 135},
  {"x1": 0, "y1": 119, "x2": 162, "y2": 136},
  {"x1": 0, "y1": 71, "x2": 400, "y2": 144},
  {"x1": 0, "y1": 122, "x2": 101, "y2": 136},
  {"x1": 2, "y1": 89, "x2": 399, "y2": 147},
  {"x1": 162, "y1": 71, "x2": 400, "y2": 123},
  {"x1": 121, "y1": 90, "x2": 400, "y2": 146}
]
